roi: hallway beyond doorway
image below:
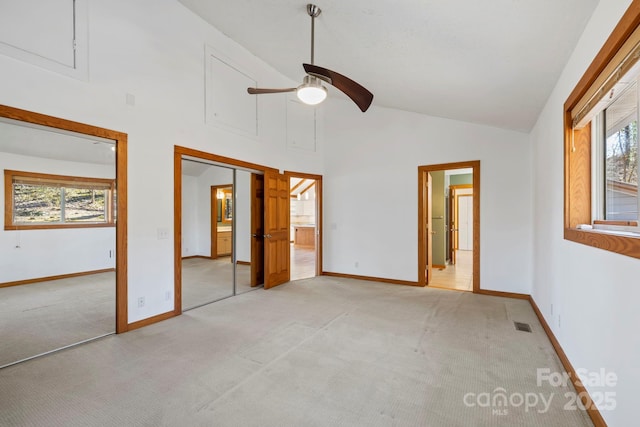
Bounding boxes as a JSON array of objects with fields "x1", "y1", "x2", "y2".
[
  {"x1": 290, "y1": 244, "x2": 316, "y2": 281},
  {"x1": 429, "y1": 250, "x2": 473, "y2": 291}
]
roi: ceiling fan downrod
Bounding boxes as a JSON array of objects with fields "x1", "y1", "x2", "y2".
[{"x1": 308, "y1": 4, "x2": 321, "y2": 65}]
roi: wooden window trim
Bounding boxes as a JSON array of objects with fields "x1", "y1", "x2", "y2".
[
  {"x1": 4, "y1": 169, "x2": 116, "y2": 231},
  {"x1": 564, "y1": 1, "x2": 640, "y2": 259}
]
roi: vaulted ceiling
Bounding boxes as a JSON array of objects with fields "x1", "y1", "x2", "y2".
[{"x1": 178, "y1": 0, "x2": 599, "y2": 132}]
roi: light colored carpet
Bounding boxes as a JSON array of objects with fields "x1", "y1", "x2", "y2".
[
  {"x1": 0, "y1": 272, "x2": 115, "y2": 368},
  {"x1": 182, "y1": 257, "x2": 255, "y2": 310},
  {"x1": 0, "y1": 276, "x2": 593, "y2": 426},
  {"x1": 0, "y1": 260, "x2": 257, "y2": 368}
]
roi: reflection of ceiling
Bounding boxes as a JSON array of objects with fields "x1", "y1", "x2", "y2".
[
  {"x1": 181, "y1": 159, "x2": 213, "y2": 177},
  {"x1": 0, "y1": 118, "x2": 115, "y2": 165}
]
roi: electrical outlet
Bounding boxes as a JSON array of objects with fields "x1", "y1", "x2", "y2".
[
  {"x1": 137, "y1": 297, "x2": 145, "y2": 308},
  {"x1": 354, "y1": 261, "x2": 359, "y2": 268},
  {"x1": 157, "y1": 228, "x2": 169, "y2": 240},
  {"x1": 165, "y1": 291, "x2": 171, "y2": 301}
]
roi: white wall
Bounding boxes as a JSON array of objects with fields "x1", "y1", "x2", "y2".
[
  {"x1": 530, "y1": 1, "x2": 638, "y2": 425},
  {"x1": 195, "y1": 166, "x2": 232, "y2": 256},
  {"x1": 182, "y1": 166, "x2": 251, "y2": 262},
  {"x1": 0, "y1": 152, "x2": 115, "y2": 282},
  {"x1": 0, "y1": 0, "x2": 322, "y2": 322},
  {"x1": 323, "y1": 100, "x2": 533, "y2": 293}
]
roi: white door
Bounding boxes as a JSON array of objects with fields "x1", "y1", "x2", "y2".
[{"x1": 458, "y1": 195, "x2": 473, "y2": 250}]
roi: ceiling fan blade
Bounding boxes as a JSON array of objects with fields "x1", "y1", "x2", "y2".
[
  {"x1": 247, "y1": 87, "x2": 296, "y2": 94},
  {"x1": 303, "y1": 63, "x2": 373, "y2": 112}
]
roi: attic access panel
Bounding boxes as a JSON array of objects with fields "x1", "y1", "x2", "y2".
[
  {"x1": 0, "y1": 0, "x2": 87, "y2": 79},
  {"x1": 205, "y1": 47, "x2": 258, "y2": 137}
]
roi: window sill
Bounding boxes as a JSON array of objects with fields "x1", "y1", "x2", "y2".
[
  {"x1": 4, "y1": 223, "x2": 115, "y2": 231},
  {"x1": 565, "y1": 228, "x2": 640, "y2": 259}
]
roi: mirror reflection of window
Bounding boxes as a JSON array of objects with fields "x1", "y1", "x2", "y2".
[{"x1": 0, "y1": 118, "x2": 116, "y2": 368}]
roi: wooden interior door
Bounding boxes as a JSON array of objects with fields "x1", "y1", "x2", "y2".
[
  {"x1": 250, "y1": 174, "x2": 264, "y2": 286},
  {"x1": 264, "y1": 171, "x2": 290, "y2": 288},
  {"x1": 458, "y1": 195, "x2": 473, "y2": 251}
]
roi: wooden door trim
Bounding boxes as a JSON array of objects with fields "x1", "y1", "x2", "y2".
[
  {"x1": 0, "y1": 104, "x2": 128, "y2": 333},
  {"x1": 418, "y1": 161, "x2": 480, "y2": 292},
  {"x1": 284, "y1": 171, "x2": 323, "y2": 277},
  {"x1": 175, "y1": 146, "x2": 278, "y2": 174},
  {"x1": 210, "y1": 184, "x2": 232, "y2": 259},
  {"x1": 175, "y1": 146, "x2": 277, "y2": 315}
]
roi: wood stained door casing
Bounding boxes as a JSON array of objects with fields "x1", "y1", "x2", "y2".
[{"x1": 418, "y1": 161, "x2": 480, "y2": 291}]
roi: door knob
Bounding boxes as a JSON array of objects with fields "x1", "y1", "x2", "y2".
[{"x1": 264, "y1": 234, "x2": 272, "y2": 239}]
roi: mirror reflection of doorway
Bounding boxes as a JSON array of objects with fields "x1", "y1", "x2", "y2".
[
  {"x1": 418, "y1": 162, "x2": 478, "y2": 292},
  {"x1": 0, "y1": 114, "x2": 124, "y2": 369},
  {"x1": 289, "y1": 174, "x2": 320, "y2": 281},
  {"x1": 180, "y1": 157, "x2": 264, "y2": 312}
]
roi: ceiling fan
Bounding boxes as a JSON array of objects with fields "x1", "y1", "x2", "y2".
[{"x1": 247, "y1": 4, "x2": 374, "y2": 112}]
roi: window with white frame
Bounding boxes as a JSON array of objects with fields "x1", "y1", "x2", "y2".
[{"x1": 592, "y1": 80, "x2": 640, "y2": 229}]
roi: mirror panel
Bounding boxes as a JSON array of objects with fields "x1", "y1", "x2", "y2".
[
  {"x1": 181, "y1": 160, "x2": 234, "y2": 309},
  {"x1": 0, "y1": 118, "x2": 116, "y2": 368}
]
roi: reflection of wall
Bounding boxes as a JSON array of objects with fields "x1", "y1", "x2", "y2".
[
  {"x1": 181, "y1": 175, "x2": 198, "y2": 257},
  {"x1": 181, "y1": 165, "x2": 251, "y2": 262},
  {"x1": 450, "y1": 173, "x2": 472, "y2": 186},
  {"x1": 196, "y1": 166, "x2": 232, "y2": 257},
  {"x1": 0, "y1": 152, "x2": 115, "y2": 283},
  {"x1": 431, "y1": 171, "x2": 446, "y2": 266}
]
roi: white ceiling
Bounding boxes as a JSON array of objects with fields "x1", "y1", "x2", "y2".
[{"x1": 178, "y1": 0, "x2": 599, "y2": 132}]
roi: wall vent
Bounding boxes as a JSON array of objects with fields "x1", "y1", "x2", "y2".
[{"x1": 514, "y1": 321, "x2": 532, "y2": 333}]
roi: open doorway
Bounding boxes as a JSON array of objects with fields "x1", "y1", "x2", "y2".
[
  {"x1": 418, "y1": 161, "x2": 479, "y2": 292},
  {"x1": 287, "y1": 172, "x2": 322, "y2": 281}
]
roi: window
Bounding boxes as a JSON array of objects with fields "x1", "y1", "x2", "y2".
[
  {"x1": 592, "y1": 81, "x2": 640, "y2": 225},
  {"x1": 564, "y1": 2, "x2": 640, "y2": 258},
  {"x1": 4, "y1": 170, "x2": 115, "y2": 230}
]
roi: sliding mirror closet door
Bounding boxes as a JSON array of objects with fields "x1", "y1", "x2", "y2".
[
  {"x1": 181, "y1": 160, "x2": 234, "y2": 310},
  {"x1": 0, "y1": 118, "x2": 116, "y2": 368}
]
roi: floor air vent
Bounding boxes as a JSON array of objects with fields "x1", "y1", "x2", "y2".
[{"x1": 514, "y1": 321, "x2": 532, "y2": 333}]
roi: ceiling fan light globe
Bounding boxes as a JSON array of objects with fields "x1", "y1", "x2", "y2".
[{"x1": 297, "y1": 85, "x2": 327, "y2": 105}]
